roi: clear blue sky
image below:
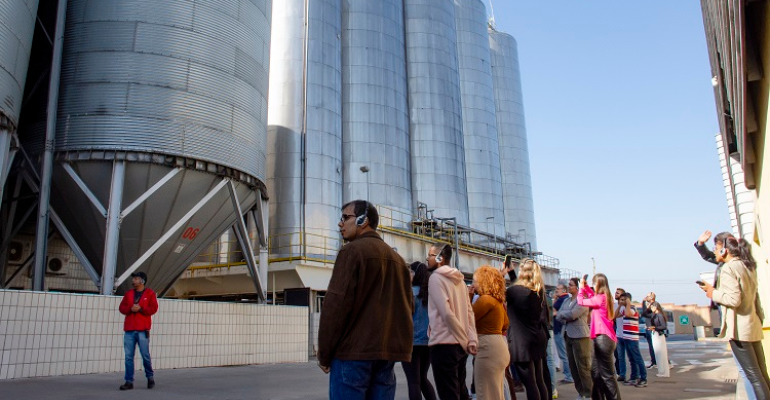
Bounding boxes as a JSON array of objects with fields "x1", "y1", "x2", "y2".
[{"x1": 490, "y1": 1, "x2": 731, "y2": 305}]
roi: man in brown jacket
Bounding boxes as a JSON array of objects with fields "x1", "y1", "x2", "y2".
[{"x1": 318, "y1": 200, "x2": 414, "y2": 400}]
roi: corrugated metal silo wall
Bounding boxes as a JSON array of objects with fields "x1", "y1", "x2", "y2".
[
  {"x1": 0, "y1": 0, "x2": 39, "y2": 129},
  {"x1": 489, "y1": 29, "x2": 537, "y2": 249},
  {"x1": 37, "y1": 0, "x2": 271, "y2": 182},
  {"x1": 341, "y1": 0, "x2": 413, "y2": 220},
  {"x1": 404, "y1": 0, "x2": 469, "y2": 225},
  {"x1": 267, "y1": 0, "x2": 342, "y2": 257},
  {"x1": 454, "y1": 0, "x2": 505, "y2": 237}
]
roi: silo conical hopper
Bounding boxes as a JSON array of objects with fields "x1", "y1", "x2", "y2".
[{"x1": 21, "y1": 0, "x2": 272, "y2": 296}]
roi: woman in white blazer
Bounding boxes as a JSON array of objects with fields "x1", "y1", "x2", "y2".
[{"x1": 701, "y1": 236, "x2": 769, "y2": 399}]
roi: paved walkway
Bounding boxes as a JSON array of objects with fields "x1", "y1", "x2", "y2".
[{"x1": 0, "y1": 339, "x2": 741, "y2": 399}]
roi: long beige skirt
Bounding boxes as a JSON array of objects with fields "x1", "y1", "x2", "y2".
[{"x1": 475, "y1": 334, "x2": 511, "y2": 400}]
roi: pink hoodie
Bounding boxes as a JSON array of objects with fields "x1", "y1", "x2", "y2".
[{"x1": 427, "y1": 266, "x2": 478, "y2": 349}]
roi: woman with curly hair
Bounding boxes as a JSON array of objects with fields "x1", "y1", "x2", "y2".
[
  {"x1": 506, "y1": 259, "x2": 549, "y2": 400},
  {"x1": 472, "y1": 265, "x2": 510, "y2": 400}
]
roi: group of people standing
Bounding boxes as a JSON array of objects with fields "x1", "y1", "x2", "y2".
[{"x1": 316, "y1": 202, "x2": 769, "y2": 400}]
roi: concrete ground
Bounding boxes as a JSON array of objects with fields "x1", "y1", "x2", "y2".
[{"x1": 0, "y1": 338, "x2": 742, "y2": 400}]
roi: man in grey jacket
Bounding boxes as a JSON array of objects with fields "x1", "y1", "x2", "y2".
[{"x1": 555, "y1": 277, "x2": 591, "y2": 400}]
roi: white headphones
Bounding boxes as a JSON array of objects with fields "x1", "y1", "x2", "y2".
[
  {"x1": 435, "y1": 244, "x2": 450, "y2": 264},
  {"x1": 355, "y1": 201, "x2": 370, "y2": 227}
]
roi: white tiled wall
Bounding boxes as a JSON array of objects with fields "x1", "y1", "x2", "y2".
[{"x1": 0, "y1": 290, "x2": 308, "y2": 380}]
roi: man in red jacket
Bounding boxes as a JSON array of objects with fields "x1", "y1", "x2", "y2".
[{"x1": 118, "y1": 272, "x2": 159, "y2": 390}]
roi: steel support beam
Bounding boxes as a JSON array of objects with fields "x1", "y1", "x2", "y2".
[
  {"x1": 101, "y1": 161, "x2": 125, "y2": 295},
  {"x1": 50, "y1": 209, "x2": 101, "y2": 290},
  {"x1": 120, "y1": 167, "x2": 181, "y2": 219},
  {"x1": 0, "y1": 130, "x2": 15, "y2": 209},
  {"x1": 0, "y1": 176, "x2": 24, "y2": 284},
  {"x1": 115, "y1": 178, "x2": 230, "y2": 288},
  {"x1": 20, "y1": 171, "x2": 99, "y2": 290},
  {"x1": 228, "y1": 181, "x2": 265, "y2": 302},
  {"x1": 32, "y1": 0, "x2": 68, "y2": 291},
  {"x1": 62, "y1": 163, "x2": 107, "y2": 218}
]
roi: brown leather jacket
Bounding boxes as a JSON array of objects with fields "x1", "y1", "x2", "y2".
[{"x1": 317, "y1": 231, "x2": 414, "y2": 366}]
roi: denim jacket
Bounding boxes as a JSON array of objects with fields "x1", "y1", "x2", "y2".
[{"x1": 412, "y1": 286, "x2": 430, "y2": 345}]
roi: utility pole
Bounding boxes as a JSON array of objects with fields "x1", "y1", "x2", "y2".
[{"x1": 591, "y1": 257, "x2": 596, "y2": 276}]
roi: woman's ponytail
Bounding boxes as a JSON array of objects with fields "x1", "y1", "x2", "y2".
[{"x1": 725, "y1": 237, "x2": 757, "y2": 271}]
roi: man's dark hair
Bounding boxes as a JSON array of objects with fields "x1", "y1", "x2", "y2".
[
  {"x1": 619, "y1": 292, "x2": 632, "y2": 301},
  {"x1": 431, "y1": 242, "x2": 452, "y2": 264},
  {"x1": 569, "y1": 277, "x2": 580, "y2": 288},
  {"x1": 341, "y1": 200, "x2": 379, "y2": 230},
  {"x1": 616, "y1": 288, "x2": 625, "y2": 294}
]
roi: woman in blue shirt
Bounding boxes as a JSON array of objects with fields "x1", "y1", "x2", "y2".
[{"x1": 402, "y1": 262, "x2": 437, "y2": 400}]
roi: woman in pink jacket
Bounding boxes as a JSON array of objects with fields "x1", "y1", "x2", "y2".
[{"x1": 577, "y1": 273, "x2": 621, "y2": 400}]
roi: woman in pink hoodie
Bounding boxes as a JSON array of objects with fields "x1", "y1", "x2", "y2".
[
  {"x1": 577, "y1": 273, "x2": 621, "y2": 400},
  {"x1": 427, "y1": 243, "x2": 478, "y2": 400}
]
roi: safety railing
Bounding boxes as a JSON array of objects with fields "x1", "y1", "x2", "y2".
[{"x1": 186, "y1": 203, "x2": 560, "y2": 271}]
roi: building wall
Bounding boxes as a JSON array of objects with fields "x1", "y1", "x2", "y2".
[
  {"x1": 748, "y1": 0, "x2": 770, "y2": 362},
  {"x1": 0, "y1": 290, "x2": 308, "y2": 380}
]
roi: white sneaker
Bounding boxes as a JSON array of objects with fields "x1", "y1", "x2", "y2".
[{"x1": 656, "y1": 373, "x2": 669, "y2": 378}]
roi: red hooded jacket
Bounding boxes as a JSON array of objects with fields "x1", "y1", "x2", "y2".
[{"x1": 119, "y1": 288, "x2": 159, "y2": 331}]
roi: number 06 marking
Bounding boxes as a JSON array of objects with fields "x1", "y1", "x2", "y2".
[{"x1": 182, "y1": 227, "x2": 200, "y2": 240}]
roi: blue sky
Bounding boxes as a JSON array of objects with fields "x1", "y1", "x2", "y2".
[{"x1": 490, "y1": 1, "x2": 730, "y2": 305}]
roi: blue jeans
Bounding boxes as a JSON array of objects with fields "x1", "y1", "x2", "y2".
[
  {"x1": 124, "y1": 331, "x2": 153, "y2": 382},
  {"x1": 546, "y1": 332, "x2": 556, "y2": 390},
  {"x1": 624, "y1": 339, "x2": 647, "y2": 380},
  {"x1": 329, "y1": 359, "x2": 397, "y2": 400},
  {"x1": 553, "y1": 331, "x2": 572, "y2": 381},
  {"x1": 616, "y1": 338, "x2": 627, "y2": 378},
  {"x1": 645, "y1": 329, "x2": 657, "y2": 365}
]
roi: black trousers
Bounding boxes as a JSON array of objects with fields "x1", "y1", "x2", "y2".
[
  {"x1": 731, "y1": 340, "x2": 770, "y2": 400},
  {"x1": 430, "y1": 344, "x2": 470, "y2": 400},
  {"x1": 591, "y1": 335, "x2": 621, "y2": 400},
  {"x1": 514, "y1": 359, "x2": 548, "y2": 400},
  {"x1": 403, "y1": 345, "x2": 437, "y2": 400}
]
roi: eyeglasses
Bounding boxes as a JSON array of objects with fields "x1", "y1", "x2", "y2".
[{"x1": 340, "y1": 214, "x2": 356, "y2": 223}]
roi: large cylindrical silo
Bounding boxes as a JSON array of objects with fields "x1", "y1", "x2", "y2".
[
  {"x1": 342, "y1": 0, "x2": 412, "y2": 222},
  {"x1": 267, "y1": 0, "x2": 342, "y2": 259},
  {"x1": 22, "y1": 0, "x2": 272, "y2": 293},
  {"x1": 489, "y1": 29, "x2": 537, "y2": 249},
  {"x1": 404, "y1": 0, "x2": 469, "y2": 225},
  {"x1": 454, "y1": 0, "x2": 505, "y2": 238},
  {"x1": 0, "y1": 0, "x2": 40, "y2": 191}
]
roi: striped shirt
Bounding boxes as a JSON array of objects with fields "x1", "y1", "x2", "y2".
[{"x1": 621, "y1": 306, "x2": 642, "y2": 340}]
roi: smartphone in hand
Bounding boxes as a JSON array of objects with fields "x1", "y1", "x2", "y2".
[
  {"x1": 504, "y1": 255, "x2": 512, "y2": 269},
  {"x1": 696, "y1": 280, "x2": 705, "y2": 286}
]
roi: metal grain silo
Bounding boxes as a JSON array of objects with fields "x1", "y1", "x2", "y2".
[
  {"x1": 342, "y1": 0, "x2": 413, "y2": 221},
  {"x1": 489, "y1": 29, "x2": 537, "y2": 249},
  {"x1": 267, "y1": 0, "x2": 342, "y2": 259},
  {"x1": 0, "y1": 0, "x2": 39, "y2": 203},
  {"x1": 404, "y1": 0, "x2": 469, "y2": 225},
  {"x1": 454, "y1": 0, "x2": 505, "y2": 239},
  {"x1": 22, "y1": 0, "x2": 272, "y2": 295}
]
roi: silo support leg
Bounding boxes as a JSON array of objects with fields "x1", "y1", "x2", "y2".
[
  {"x1": 0, "y1": 131, "x2": 16, "y2": 209},
  {"x1": 101, "y1": 161, "x2": 125, "y2": 295},
  {"x1": 62, "y1": 163, "x2": 107, "y2": 217},
  {"x1": 115, "y1": 178, "x2": 229, "y2": 288},
  {"x1": 228, "y1": 181, "x2": 265, "y2": 302}
]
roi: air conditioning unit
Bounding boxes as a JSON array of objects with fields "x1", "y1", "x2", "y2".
[
  {"x1": 46, "y1": 257, "x2": 67, "y2": 275},
  {"x1": 7, "y1": 241, "x2": 29, "y2": 264}
]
